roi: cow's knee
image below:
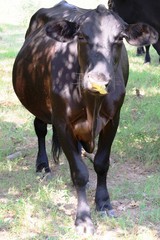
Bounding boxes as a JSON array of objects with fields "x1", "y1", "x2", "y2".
[
  {"x1": 94, "y1": 158, "x2": 110, "y2": 175},
  {"x1": 34, "y1": 117, "x2": 47, "y2": 137},
  {"x1": 72, "y1": 163, "x2": 89, "y2": 187}
]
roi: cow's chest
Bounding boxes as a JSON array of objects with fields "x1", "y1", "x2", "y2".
[{"x1": 67, "y1": 99, "x2": 108, "y2": 153}]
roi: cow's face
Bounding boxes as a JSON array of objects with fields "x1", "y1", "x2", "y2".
[
  {"x1": 46, "y1": 5, "x2": 158, "y2": 95},
  {"x1": 77, "y1": 6, "x2": 127, "y2": 95}
]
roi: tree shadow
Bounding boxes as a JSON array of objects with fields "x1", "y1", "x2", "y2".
[{"x1": 0, "y1": 13, "x2": 160, "y2": 239}]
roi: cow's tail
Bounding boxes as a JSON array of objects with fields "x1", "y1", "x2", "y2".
[{"x1": 52, "y1": 125, "x2": 62, "y2": 164}]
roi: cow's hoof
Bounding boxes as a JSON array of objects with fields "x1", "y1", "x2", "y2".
[
  {"x1": 144, "y1": 61, "x2": 150, "y2": 64},
  {"x1": 42, "y1": 172, "x2": 53, "y2": 181},
  {"x1": 36, "y1": 163, "x2": 45, "y2": 172},
  {"x1": 99, "y1": 209, "x2": 116, "y2": 218},
  {"x1": 36, "y1": 163, "x2": 50, "y2": 173},
  {"x1": 75, "y1": 217, "x2": 94, "y2": 235},
  {"x1": 36, "y1": 171, "x2": 53, "y2": 182}
]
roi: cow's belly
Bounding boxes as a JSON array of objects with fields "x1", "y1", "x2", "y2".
[
  {"x1": 15, "y1": 84, "x2": 52, "y2": 124},
  {"x1": 13, "y1": 60, "x2": 53, "y2": 123},
  {"x1": 18, "y1": 93, "x2": 52, "y2": 124}
]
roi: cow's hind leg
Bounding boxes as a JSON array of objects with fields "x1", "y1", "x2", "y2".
[
  {"x1": 34, "y1": 117, "x2": 50, "y2": 173},
  {"x1": 144, "y1": 45, "x2": 151, "y2": 63},
  {"x1": 94, "y1": 114, "x2": 120, "y2": 217}
]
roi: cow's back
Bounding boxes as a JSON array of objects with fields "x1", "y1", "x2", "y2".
[
  {"x1": 13, "y1": 22, "x2": 80, "y2": 124},
  {"x1": 25, "y1": 0, "x2": 88, "y2": 38},
  {"x1": 111, "y1": 0, "x2": 160, "y2": 33}
]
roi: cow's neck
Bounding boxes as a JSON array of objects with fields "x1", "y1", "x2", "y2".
[
  {"x1": 85, "y1": 94, "x2": 103, "y2": 132},
  {"x1": 82, "y1": 92, "x2": 105, "y2": 152}
]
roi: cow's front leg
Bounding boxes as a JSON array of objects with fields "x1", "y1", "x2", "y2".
[
  {"x1": 34, "y1": 117, "x2": 50, "y2": 173},
  {"x1": 94, "y1": 114, "x2": 120, "y2": 217},
  {"x1": 53, "y1": 122, "x2": 94, "y2": 234},
  {"x1": 75, "y1": 184, "x2": 94, "y2": 234}
]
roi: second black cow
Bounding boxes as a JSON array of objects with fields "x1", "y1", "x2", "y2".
[{"x1": 109, "y1": 0, "x2": 160, "y2": 63}]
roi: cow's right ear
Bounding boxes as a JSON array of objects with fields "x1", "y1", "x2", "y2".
[{"x1": 46, "y1": 20, "x2": 80, "y2": 42}]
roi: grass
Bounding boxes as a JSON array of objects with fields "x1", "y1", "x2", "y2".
[
  {"x1": 0, "y1": 1, "x2": 160, "y2": 239},
  {"x1": 112, "y1": 45, "x2": 160, "y2": 166}
]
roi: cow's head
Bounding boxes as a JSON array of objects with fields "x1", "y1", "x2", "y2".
[{"x1": 46, "y1": 5, "x2": 158, "y2": 95}]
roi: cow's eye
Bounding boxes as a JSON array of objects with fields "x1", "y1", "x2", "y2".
[
  {"x1": 115, "y1": 34, "x2": 124, "y2": 44},
  {"x1": 118, "y1": 36, "x2": 123, "y2": 42},
  {"x1": 78, "y1": 33, "x2": 85, "y2": 41},
  {"x1": 117, "y1": 36, "x2": 123, "y2": 43}
]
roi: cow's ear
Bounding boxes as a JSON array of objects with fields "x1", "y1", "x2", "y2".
[
  {"x1": 46, "y1": 20, "x2": 80, "y2": 42},
  {"x1": 124, "y1": 23, "x2": 158, "y2": 46}
]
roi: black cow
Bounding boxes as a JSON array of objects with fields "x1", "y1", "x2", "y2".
[
  {"x1": 12, "y1": 1, "x2": 157, "y2": 234},
  {"x1": 108, "y1": 0, "x2": 160, "y2": 64},
  {"x1": 136, "y1": 46, "x2": 149, "y2": 63},
  {"x1": 109, "y1": 0, "x2": 160, "y2": 56},
  {"x1": 137, "y1": 45, "x2": 160, "y2": 63}
]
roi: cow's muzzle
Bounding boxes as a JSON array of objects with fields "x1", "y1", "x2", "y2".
[{"x1": 84, "y1": 73, "x2": 110, "y2": 95}]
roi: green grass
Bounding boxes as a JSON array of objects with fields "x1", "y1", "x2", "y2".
[
  {"x1": 112, "y1": 45, "x2": 160, "y2": 166},
  {"x1": 0, "y1": 1, "x2": 160, "y2": 239}
]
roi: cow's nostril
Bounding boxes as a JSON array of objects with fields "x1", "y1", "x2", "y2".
[
  {"x1": 105, "y1": 80, "x2": 110, "y2": 87},
  {"x1": 105, "y1": 83, "x2": 109, "y2": 93},
  {"x1": 105, "y1": 83, "x2": 108, "y2": 89}
]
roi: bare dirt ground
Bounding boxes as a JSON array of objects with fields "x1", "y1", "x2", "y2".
[
  {"x1": 1, "y1": 141, "x2": 159, "y2": 239},
  {"x1": 86, "y1": 155, "x2": 160, "y2": 239}
]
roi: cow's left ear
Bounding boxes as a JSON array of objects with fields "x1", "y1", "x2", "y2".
[
  {"x1": 46, "y1": 20, "x2": 80, "y2": 42},
  {"x1": 123, "y1": 23, "x2": 158, "y2": 46}
]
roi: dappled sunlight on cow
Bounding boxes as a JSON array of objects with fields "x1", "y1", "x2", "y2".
[{"x1": 12, "y1": 1, "x2": 158, "y2": 235}]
